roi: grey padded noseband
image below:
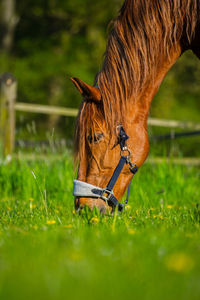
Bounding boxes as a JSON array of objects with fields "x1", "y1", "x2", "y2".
[{"x1": 73, "y1": 180, "x2": 106, "y2": 199}]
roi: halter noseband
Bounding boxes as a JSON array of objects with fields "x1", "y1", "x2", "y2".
[{"x1": 73, "y1": 126, "x2": 138, "y2": 211}]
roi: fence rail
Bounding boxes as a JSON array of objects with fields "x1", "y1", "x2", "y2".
[
  {"x1": 0, "y1": 72, "x2": 200, "y2": 157},
  {"x1": 14, "y1": 102, "x2": 200, "y2": 130},
  {"x1": 15, "y1": 102, "x2": 78, "y2": 117},
  {"x1": 148, "y1": 118, "x2": 200, "y2": 130}
]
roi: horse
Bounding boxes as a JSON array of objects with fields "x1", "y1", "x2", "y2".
[{"x1": 71, "y1": 0, "x2": 200, "y2": 213}]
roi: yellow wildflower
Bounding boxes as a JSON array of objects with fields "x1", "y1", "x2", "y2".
[
  {"x1": 128, "y1": 229, "x2": 136, "y2": 235},
  {"x1": 167, "y1": 205, "x2": 173, "y2": 209},
  {"x1": 46, "y1": 220, "x2": 56, "y2": 225},
  {"x1": 153, "y1": 214, "x2": 165, "y2": 220},
  {"x1": 30, "y1": 203, "x2": 36, "y2": 209},
  {"x1": 165, "y1": 252, "x2": 194, "y2": 273},
  {"x1": 90, "y1": 217, "x2": 99, "y2": 224},
  {"x1": 64, "y1": 224, "x2": 73, "y2": 229},
  {"x1": 29, "y1": 198, "x2": 34, "y2": 202},
  {"x1": 126, "y1": 205, "x2": 131, "y2": 210}
]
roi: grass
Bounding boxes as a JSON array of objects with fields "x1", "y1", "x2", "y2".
[{"x1": 0, "y1": 153, "x2": 199, "y2": 300}]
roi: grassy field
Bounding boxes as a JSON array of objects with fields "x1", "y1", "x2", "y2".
[{"x1": 0, "y1": 154, "x2": 199, "y2": 300}]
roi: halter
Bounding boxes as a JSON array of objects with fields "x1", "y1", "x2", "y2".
[{"x1": 73, "y1": 126, "x2": 138, "y2": 211}]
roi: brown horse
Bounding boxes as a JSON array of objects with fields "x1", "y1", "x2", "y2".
[{"x1": 71, "y1": 0, "x2": 200, "y2": 212}]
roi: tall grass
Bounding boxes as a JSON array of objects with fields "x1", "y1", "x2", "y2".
[{"x1": 0, "y1": 155, "x2": 199, "y2": 300}]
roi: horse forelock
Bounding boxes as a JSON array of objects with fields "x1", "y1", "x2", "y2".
[{"x1": 74, "y1": 0, "x2": 200, "y2": 162}]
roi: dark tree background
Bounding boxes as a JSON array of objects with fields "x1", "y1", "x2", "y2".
[{"x1": 0, "y1": 0, "x2": 199, "y2": 154}]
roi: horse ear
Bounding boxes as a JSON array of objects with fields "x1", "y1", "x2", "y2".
[{"x1": 70, "y1": 77, "x2": 101, "y2": 102}]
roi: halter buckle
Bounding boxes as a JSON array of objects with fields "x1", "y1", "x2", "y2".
[
  {"x1": 101, "y1": 188, "x2": 114, "y2": 202},
  {"x1": 120, "y1": 146, "x2": 131, "y2": 160},
  {"x1": 129, "y1": 163, "x2": 138, "y2": 174}
]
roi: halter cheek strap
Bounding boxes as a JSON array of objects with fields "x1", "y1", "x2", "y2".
[{"x1": 73, "y1": 126, "x2": 138, "y2": 211}]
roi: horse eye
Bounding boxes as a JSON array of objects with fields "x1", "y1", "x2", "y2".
[{"x1": 88, "y1": 132, "x2": 104, "y2": 144}]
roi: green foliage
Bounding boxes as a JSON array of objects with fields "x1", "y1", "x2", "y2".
[
  {"x1": 0, "y1": 0, "x2": 199, "y2": 150},
  {"x1": 0, "y1": 0, "x2": 123, "y2": 139},
  {"x1": 0, "y1": 156, "x2": 199, "y2": 299},
  {"x1": 153, "y1": 51, "x2": 200, "y2": 122}
]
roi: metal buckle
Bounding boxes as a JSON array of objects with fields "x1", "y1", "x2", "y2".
[
  {"x1": 120, "y1": 146, "x2": 131, "y2": 160},
  {"x1": 101, "y1": 189, "x2": 114, "y2": 202},
  {"x1": 129, "y1": 163, "x2": 138, "y2": 174},
  {"x1": 121, "y1": 146, "x2": 138, "y2": 174}
]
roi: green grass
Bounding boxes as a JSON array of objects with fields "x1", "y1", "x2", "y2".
[{"x1": 0, "y1": 154, "x2": 199, "y2": 300}]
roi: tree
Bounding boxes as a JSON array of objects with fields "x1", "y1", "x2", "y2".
[{"x1": 0, "y1": 0, "x2": 19, "y2": 52}]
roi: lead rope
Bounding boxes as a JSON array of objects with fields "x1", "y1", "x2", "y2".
[{"x1": 125, "y1": 178, "x2": 132, "y2": 207}]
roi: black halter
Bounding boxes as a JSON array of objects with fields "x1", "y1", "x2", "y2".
[
  {"x1": 73, "y1": 125, "x2": 138, "y2": 211},
  {"x1": 100, "y1": 126, "x2": 138, "y2": 211}
]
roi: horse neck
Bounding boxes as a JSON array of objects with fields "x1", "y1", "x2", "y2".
[
  {"x1": 120, "y1": 45, "x2": 182, "y2": 167},
  {"x1": 127, "y1": 45, "x2": 182, "y2": 127}
]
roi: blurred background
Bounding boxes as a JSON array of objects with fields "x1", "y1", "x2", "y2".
[{"x1": 0, "y1": 0, "x2": 199, "y2": 157}]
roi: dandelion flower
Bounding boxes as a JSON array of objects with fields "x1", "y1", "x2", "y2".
[
  {"x1": 128, "y1": 229, "x2": 136, "y2": 235},
  {"x1": 167, "y1": 205, "x2": 173, "y2": 209},
  {"x1": 165, "y1": 252, "x2": 194, "y2": 273},
  {"x1": 30, "y1": 203, "x2": 36, "y2": 209},
  {"x1": 64, "y1": 224, "x2": 73, "y2": 229},
  {"x1": 90, "y1": 217, "x2": 99, "y2": 224},
  {"x1": 46, "y1": 220, "x2": 56, "y2": 225},
  {"x1": 126, "y1": 205, "x2": 131, "y2": 210}
]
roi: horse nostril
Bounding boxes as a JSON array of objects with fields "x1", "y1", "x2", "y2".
[
  {"x1": 99, "y1": 204, "x2": 107, "y2": 214},
  {"x1": 74, "y1": 197, "x2": 110, "y2": 214},
  {"x1": 74, "y1": 197, "x2": 80, "y2": 210}
]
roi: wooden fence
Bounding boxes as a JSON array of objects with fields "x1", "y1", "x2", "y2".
[{"x1": 1, "y1": 72, "x2": 200, "y2": 157}]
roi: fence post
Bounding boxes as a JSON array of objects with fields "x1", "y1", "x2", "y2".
[{"x1": 0, "y1": 73, "x2": 17, "y2": 157}]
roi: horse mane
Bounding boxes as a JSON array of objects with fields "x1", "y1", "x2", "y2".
[{"x1": 75, "y1": 0, "x2": 200, "y2": 162}]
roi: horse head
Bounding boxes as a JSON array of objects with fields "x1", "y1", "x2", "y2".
[{"x1": 72, "y1": 77, "x2": 149, "y2": 213}]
